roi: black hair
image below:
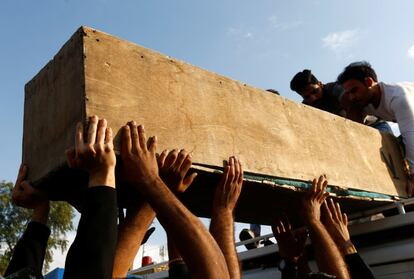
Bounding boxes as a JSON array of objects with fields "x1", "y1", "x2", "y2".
[
  {"x1": 266, "y1": 89, "x2": 280, "y2": 95},
  {"x1": 290, "y1": 69, "x2": 319, "y2": 93},
  {"x1": 337, "y1": 61, "x2": 378, "y2": 84}
]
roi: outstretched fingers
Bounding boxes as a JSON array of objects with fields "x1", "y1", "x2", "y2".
[
  {"x1": 138, "y1": 125, "x2": 147, "y2": 151},
  {"x1": 237, "y1": 159, "x2": 243, "y2": 184},
  {"x1": 228, "y1": 157, "x2": 236, "y2": 182},
  {"x1": 220, "y1": 161, "x2": 230, "y2": 187},
  {"x1": 75, "y1": 122, "x2": 84, "y2": 152},
  {"x1": 272, "y1": 219, "x2": 283, "y2": 236},
  {"x1": 322, "y1": 200, "x2": 333, "y2": 220},
  {"x1": 96, "y1": 118, "x2": 107, "y2": 146},
  {"x1": 342, "y1": 212, "x2": 348, "y2": 226},
  {"x1": 164, "y1": 149, "x2": 179, "y2": 168},
  {"x1": 148, "y1": 135, "x2": 157, "y2": 154},
  {"x1": 157, "y1": 149, "x2": 168, "y2": 168},
  {"x1": 335, "y1": 201, "x2": 345, "y2": 224},
  {"x1": 315, "y1": 175, "x2": 329, "y2": 202},
  {"x1": 281, "y1": 214, "x2": 292, "y2": 232},
  {"x1": 87, "y1": 115, "x2": 98, "y2": 146},
  {"x1": 129, "y1": 122, "x2": 140, "y2": 154},
  {"x1": 105, "y1": 127, "x2": 114, "y2": 149},
  {"x1": 310, "y1": 178, "x2": 318, "y2": 197},
  {"x1": 181, "y1": 153, "x2": 198, "y2": 186},
  {"x1": 121, "y1": 125, "x2": 132, "y2": 157},
  {"x1": 327, "y1": 199, "x2": 339, "y2": 222}
]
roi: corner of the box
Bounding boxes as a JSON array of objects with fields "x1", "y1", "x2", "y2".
[{"x1": 78, "y1": 25, "x2": 97, "y2": 36}]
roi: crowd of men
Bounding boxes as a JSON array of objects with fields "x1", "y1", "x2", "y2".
[{"x1": 2, "y1": 61, "x2": 414, "y2": 279}]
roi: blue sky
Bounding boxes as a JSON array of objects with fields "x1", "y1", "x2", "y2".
[
  {"x1": 1, "y1": 0, "x2": 414, "y2": 182},
  {"x1": 1, "y1": 0, "x2": 414, "y2": 270}
]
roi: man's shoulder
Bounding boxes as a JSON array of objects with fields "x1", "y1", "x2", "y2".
[
  {"x1": 381, "y1": 82, "x2": 414, "y2": 102},
  {"x1": 381, "y1": 81, "x2": 414, "y2": 92}
]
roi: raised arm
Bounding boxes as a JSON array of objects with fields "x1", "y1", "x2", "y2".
[
  {"x1": 157, "y1": 149, "x2": 197, "y2": 279},
  {"x1": 209, "y1": 156, "x2": 243, "y2": 279},
  {"x1": 112, "y1": 199, "x2": 156, "y2": 278},
  {"x1": 301, "y1": 175, "x2": 350, "y2": 279},
  {"x1": 120, "y1": 122, "x2": 229, "y2": 279},
  {"x1": 64, "y1": 116, "x2": 118, "y2": 279},
  {"x1": 4, "y1": 165, "x2": 50, "y2": 278},
  {"x1": 322, "y1": 198, "x2": 375, "y2": 279},
  {"x1": 113, "y1": 142, "x2": 162, "y2": 278},
  {"x1": 272, "y1": 216, "x2": 309, "y2": 279}
]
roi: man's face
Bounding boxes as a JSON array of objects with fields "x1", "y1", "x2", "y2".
[
  {"x1": 299, "y1": 83, "x2": 323, "y2": 106},
  {"x1": 342, "y1": 79, "x2": 372, "y2": 108}
]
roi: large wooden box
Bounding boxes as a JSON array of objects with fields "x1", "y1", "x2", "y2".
[{"x1": 23, "y1": 26, "x2": 406, "y2": 224}]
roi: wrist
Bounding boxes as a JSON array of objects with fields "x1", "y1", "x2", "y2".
[
  {"x1": 31, "y1": 201, "x2": 50, "y2": 225},
  {"x1": 212, "y1": 206, "x2": 233, "y2": 217},
  {"x1": 142, "y1": 175, "x2": 163, "y2": 188},
  {"x1": 89, "y1": 168, "x2": 116, "y2": 188},
  {"x1": 339, "y1": 240, "x2": 357, "y2": 255},
  {"x1": 305, "y1": 216, "x2": 321, "y2": 226}
]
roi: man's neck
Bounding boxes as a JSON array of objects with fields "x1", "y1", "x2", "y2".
[{"x1": 371, "y1": 82, "x2": 382, "y2": 108}]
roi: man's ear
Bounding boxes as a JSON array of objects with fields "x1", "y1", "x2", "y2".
[{"x1": 365, "y1": 77, "x2": 375, "y2": 88}]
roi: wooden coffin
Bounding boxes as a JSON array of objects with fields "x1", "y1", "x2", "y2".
[{"x1": 23, "y1": 26, "x2": 406, "y2": 224}]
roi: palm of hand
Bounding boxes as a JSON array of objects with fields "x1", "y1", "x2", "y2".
[
  {"x1": 278, "y1": 232, "x2": 302, "y2": 261},
  {"x1": 66, "y1": 118, "x2": 116, "y2": 174},
  {"x1": 213, "y1": 156, "x2": 243, "y2": 211},
  {"x1": 322, "y1": 199, "x2": 350, "y2": 243},
  {"x1": 302, "y1": 175, "x2": 329, "y2": 222},
  {"x1": 324, "y1": 218, "x2": 349, "y2": 243}
]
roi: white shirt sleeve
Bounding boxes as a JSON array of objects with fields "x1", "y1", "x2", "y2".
[{"x1": 391, "y1": 92, "x2": 414, "y2": 173}]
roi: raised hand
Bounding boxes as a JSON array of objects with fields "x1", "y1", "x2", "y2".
[
  {"x1": 210, "y1": 156, "x2": 243, "y2": 279},
  {"x1": 120, "y1": 122, "x2": 159, "y2": 187},
  {"x1": 322, "y1": 199, "x2": 356, "y2": 255},
  {"x1": 66, "y1": 116, "x2": 116, "y2": 188},
  {"x1": 213, "y1": 156, "x2": 243, "y2": 212},
  {"x1": 157, "y1": 149, "x2": 197, "y2": 194},
  {"x1": 302, "y1": 175, "x2": 330, "y2": 223},
  {"x1": 12, "y1": 164, "x2": 48, "y2": 210},
  {"x1": 272, "y1": 215, "x2": 307, "y2": 263}
]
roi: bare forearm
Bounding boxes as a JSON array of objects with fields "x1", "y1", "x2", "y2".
[
  {"x1": 138, "y1": 177, "x2": 229, "y2": 278},
  {"x1": 210, "y1": 210, "x2": 241, "y2": 279},
  {"x1": 308, "y1": 220, "x2": 350, "y2": 279},
  {"x1": 113, "y1": 203, "x2": 156, "y2": 277},
  {"x1": 167, "y1": 232, "x2": 183, "y2": 263}
]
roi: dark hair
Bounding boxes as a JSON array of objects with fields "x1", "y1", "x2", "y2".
[
  {"x1": 290, "y1": 70, "x2": 319, "y2": 93},
  {"x1": 337, "y1": 61, "x2": 378, "y2": 84},
  {"x1": 266, "y1": 89, "x2": 280, "y2": 95}
]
